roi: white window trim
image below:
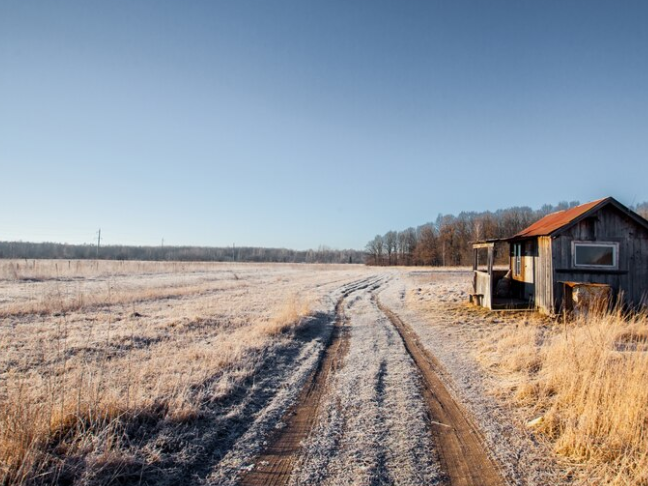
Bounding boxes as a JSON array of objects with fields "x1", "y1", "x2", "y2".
[
  {"x1": 572, "y1": 241, "x2": 619, "y2": 269},
  {"x1": 514, "y1": 243, "x2": 521, "y2": 276}
]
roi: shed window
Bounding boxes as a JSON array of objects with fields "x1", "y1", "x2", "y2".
[
  {"x1": 513, "y1": 243, "x2": 522, "y2": 275},
  {"x1": 573, "y1": 242, "x2": 618, "y2": 269}
]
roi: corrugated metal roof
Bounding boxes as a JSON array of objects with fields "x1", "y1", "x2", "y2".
[{"x1": 512, "y1": 198, "x2": 609, "y2": 238}]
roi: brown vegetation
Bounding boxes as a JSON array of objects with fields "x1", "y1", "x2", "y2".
[
  {"x1": 0, "y1": 260, "x2": 365, "y2": 484},
  {"x1": 366, "y1": 200, "x2": 648, "y2": 267},
  {"x1": 404, "y1": 270, "x2": 648, "y2": 485},
  {"x1": 479, "y1": 308, "x2": 648, "y2": 485}
]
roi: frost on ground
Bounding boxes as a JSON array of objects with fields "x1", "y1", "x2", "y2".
[
  {"x1": 204, "y1": 313, "x2": 333, "y2": 486},
  {"x1": 3, "y1": 263, "x2": 579, "y2": 485},
  {"x1": 289, "y1": 281, "x2": 441, "y2": 486},
  {"x1": 380, "y1": 270, "x2": 572, "y2": 486},
  {"x1": 0, "y1": 262, "x2": 377, "y2": 485}
]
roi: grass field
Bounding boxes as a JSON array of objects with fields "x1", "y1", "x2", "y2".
[
  {"x1": 0, "y1": 260, "x2": 371, "y2": 484},
  {"x1": 405, "y1": 271, "x2": 648, "y2": 486},
  {"x1": 480, "y1": 308, "x2": 648, "y2": 485},
  {"x1": 2, "y1": 261, "x2": 647, "y2": 485}
]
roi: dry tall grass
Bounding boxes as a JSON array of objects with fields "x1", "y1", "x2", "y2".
[
  {"x1": 0, "y1": 259, "x2": 226, "y2": 281},
  {"x1": 481, "y1": 309, "x2": 648, "y2": 485},
  {"x1": 0, "y1": 262, "x2": 359, "y2": 485},
  {"x1": 1, "y1": 296, "x2": 315, "y2": 484}
]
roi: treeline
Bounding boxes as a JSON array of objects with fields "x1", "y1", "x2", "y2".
[
  {"x1": 0, "y1": 241, "x2": 364, "y2": 264},
  {"x1": 366, "y1": 201, "x2": 648, "y2": 267}
]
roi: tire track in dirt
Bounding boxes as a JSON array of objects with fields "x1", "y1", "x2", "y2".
[
  {"x1": 376, "y1": 297, "x2": 506, "y2": 486},
  {"x1": 287, "y1": 279, "x2": 440, "y2": 486},
  {"x1": 238, "y1": 277, "x2": 383, "y2": 486}
]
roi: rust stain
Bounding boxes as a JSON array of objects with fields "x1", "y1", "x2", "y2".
[{"x1": 513, "y1": 198, "x2": 608, "y2": 238}]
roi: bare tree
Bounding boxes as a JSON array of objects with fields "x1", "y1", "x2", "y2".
[
  {"x1": 384, "y1": 231, "x2": 398, "y2": 265},
  {"x1": 398, "y1": 228, "x2": 417, "y2": 265},
  {"x1": 365, "y1": 235, "x2": 385, "y2": 265},
  {"x1": 364, "y1": 199, "x2": 647, "y2": 268},
  {"x1": 636, "y1": 202, "x2": 648, "y2": 220},
  {"x1": 413, "y1": 225, "x2": 438, "y2": 266}
]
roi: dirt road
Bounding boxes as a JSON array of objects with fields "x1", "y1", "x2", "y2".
[
  {"x1": 238, "y1": 277, "x2": 379, "y2": 486},
  {"x1": 377, "y1": 299, "x2": 504, "y2": 486},
  {"x1": 236, "y1": 278, "x2": 505, "y2": 486}
]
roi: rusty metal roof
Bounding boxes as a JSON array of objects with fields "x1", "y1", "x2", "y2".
[{"x1": 512, "y1": 198, "x2": 609, "y2": 239}]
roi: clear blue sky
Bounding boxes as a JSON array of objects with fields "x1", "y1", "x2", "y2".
[{"x1": 1, "y1": 1, "x2": 647, "y2": 250}]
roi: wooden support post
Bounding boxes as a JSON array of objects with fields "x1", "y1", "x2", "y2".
[{"x1": 487, "y1": 246, "x2": 494, "y2": 275}]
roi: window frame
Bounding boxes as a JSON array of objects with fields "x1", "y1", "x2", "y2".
[
  {"x1": 572, "y1": 241, "x2": 619, "y2": 269},
  {"x1": 513, "y1": 243, "x2": 522, "y2": 276}
]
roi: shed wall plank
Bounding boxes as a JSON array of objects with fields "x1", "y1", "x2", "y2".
[{"x1": 552, "y1": 205, "x2": 648, "y2": 310}]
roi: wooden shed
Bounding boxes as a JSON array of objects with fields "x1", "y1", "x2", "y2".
[{"x1": 472, "y1": 197, "x2": 648, "y2": 315}]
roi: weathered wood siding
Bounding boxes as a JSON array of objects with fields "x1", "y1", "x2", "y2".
[
  {"x1": 510, "y1": 257, "x2": 534, "y2": 283},
  {"x1": 475, "y1": 270, "x2": 492, "y2": 309},
  {"x1": 509, "y1": 240, "x2": 536, "y2": 300},
  {"x1": 550, "y1": 205, "x2": 648, "y2": 310},
  {"x1": 633, "y1": 228, "x2": 648, "y2": 306},
  {"x1": 534, "y1": 236, "x2": 553, "y2": 314}
]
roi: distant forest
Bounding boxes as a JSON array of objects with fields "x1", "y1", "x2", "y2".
[
  {"x1": 0, "y1": 241, "x2": 364, "y2": 264},
  {"x1": 4, "y1": 201, "x2": 647, "y2": 267},
  {"x1": 366, "y1": 201, "x2": 648, "y2": 267}
]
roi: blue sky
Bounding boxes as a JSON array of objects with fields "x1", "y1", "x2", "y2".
[{"x1": 1, "y1": 1, "x2": 647, "y2": 250}]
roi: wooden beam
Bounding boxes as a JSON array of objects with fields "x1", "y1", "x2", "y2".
[{"x1": 472, "y1": 242, "x2": 495, "y2": 249}]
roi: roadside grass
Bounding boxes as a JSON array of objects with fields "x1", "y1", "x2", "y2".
[
  {"x1": 263, "y1": 292, "x2": 313, "y2": 336},
  {"x1": 0, "y1": 266, "x2": 316, "y2": 485},
  {"x1": 404, "y1": 271, "x2": 648, "y2": 485},
  {"x1": 479, "y1": 307, "x2": 648, "y2": 485}
]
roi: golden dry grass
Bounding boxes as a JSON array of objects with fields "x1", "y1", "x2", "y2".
[
  {"x1": 0, "y1": 260, "x2": 367, "y2": 485},
  {"x1": 404, "y1": 270, "x2": 648, "y2": 485},
  {"x1": 479, "y1": 309, "x2": 648, "y2": 485},
  {"x1": 0, "y1": 259, "x2": 214, "y2": 281}
]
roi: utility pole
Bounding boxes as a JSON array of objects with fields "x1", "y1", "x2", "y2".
[
  {"x1": 97, "y1": 229, "x2": 101, "y2": 258},
  {"x1": 232, "y1": 243, "x2": 236, "y2": 262}
]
